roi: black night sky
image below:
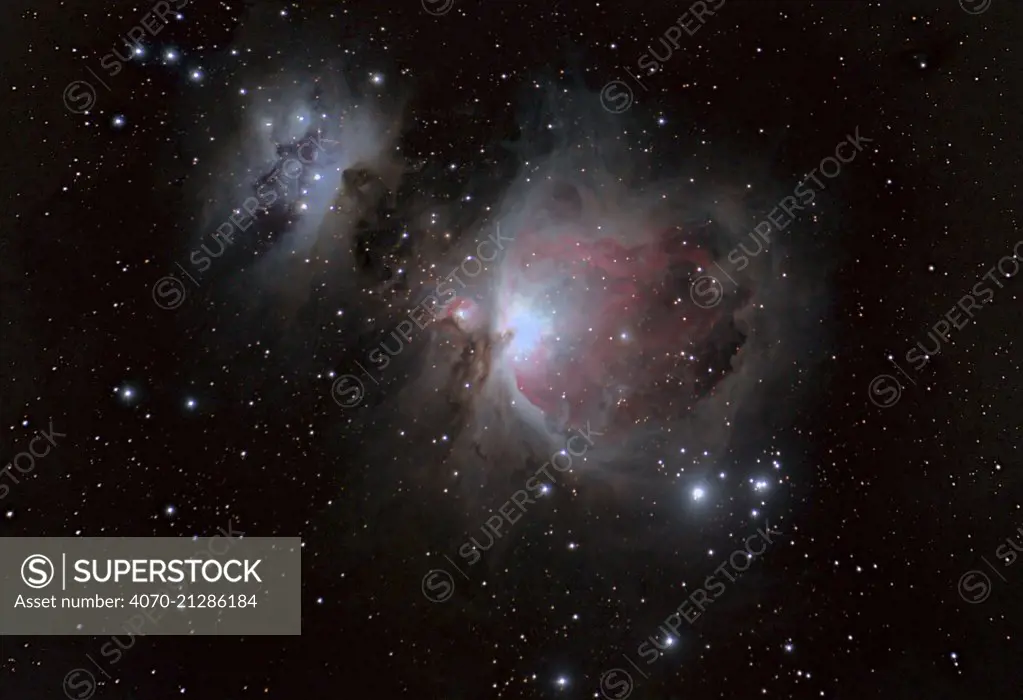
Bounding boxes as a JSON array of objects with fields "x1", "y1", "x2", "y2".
[{"x1": 3, "y1": 0, "x2": 1023, "y2": 698}]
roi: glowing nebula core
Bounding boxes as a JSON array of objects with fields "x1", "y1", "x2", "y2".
[{"x1": 490, "y1": 220, "x2": 729, "y2": 435}]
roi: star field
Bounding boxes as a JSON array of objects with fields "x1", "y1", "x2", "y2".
[{"x1": 3, "y1": 0, "x2": 1023, "y2": 698}]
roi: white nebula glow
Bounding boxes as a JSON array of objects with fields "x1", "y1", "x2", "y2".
[{"x1": 500, "y1": 299, "x2": 552, "y2": 360}]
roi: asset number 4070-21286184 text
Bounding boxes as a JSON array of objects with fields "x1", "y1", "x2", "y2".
[{"x1": 129, "y1": 593, "x2": 258, "y2": 609}]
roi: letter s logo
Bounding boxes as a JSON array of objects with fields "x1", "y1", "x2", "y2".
[
  {"x1": 21, "y1": 554, "x2": 54, "y2": 589},
  {"x1": 421, "y1": 569, "x2": 454, "y2": 603}
]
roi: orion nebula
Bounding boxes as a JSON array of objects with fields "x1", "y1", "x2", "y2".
[{"x1": 288, "y1": 86, "x2": 831, "y2": 519}]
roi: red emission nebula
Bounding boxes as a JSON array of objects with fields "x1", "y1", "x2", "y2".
[{"x1": 490, "y1": 224, "x2": 728, "y2": 434}]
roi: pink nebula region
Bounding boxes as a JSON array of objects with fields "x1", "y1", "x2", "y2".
[{"x1": 489, "y1": 221, "x2": 727, "y2": 434}]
